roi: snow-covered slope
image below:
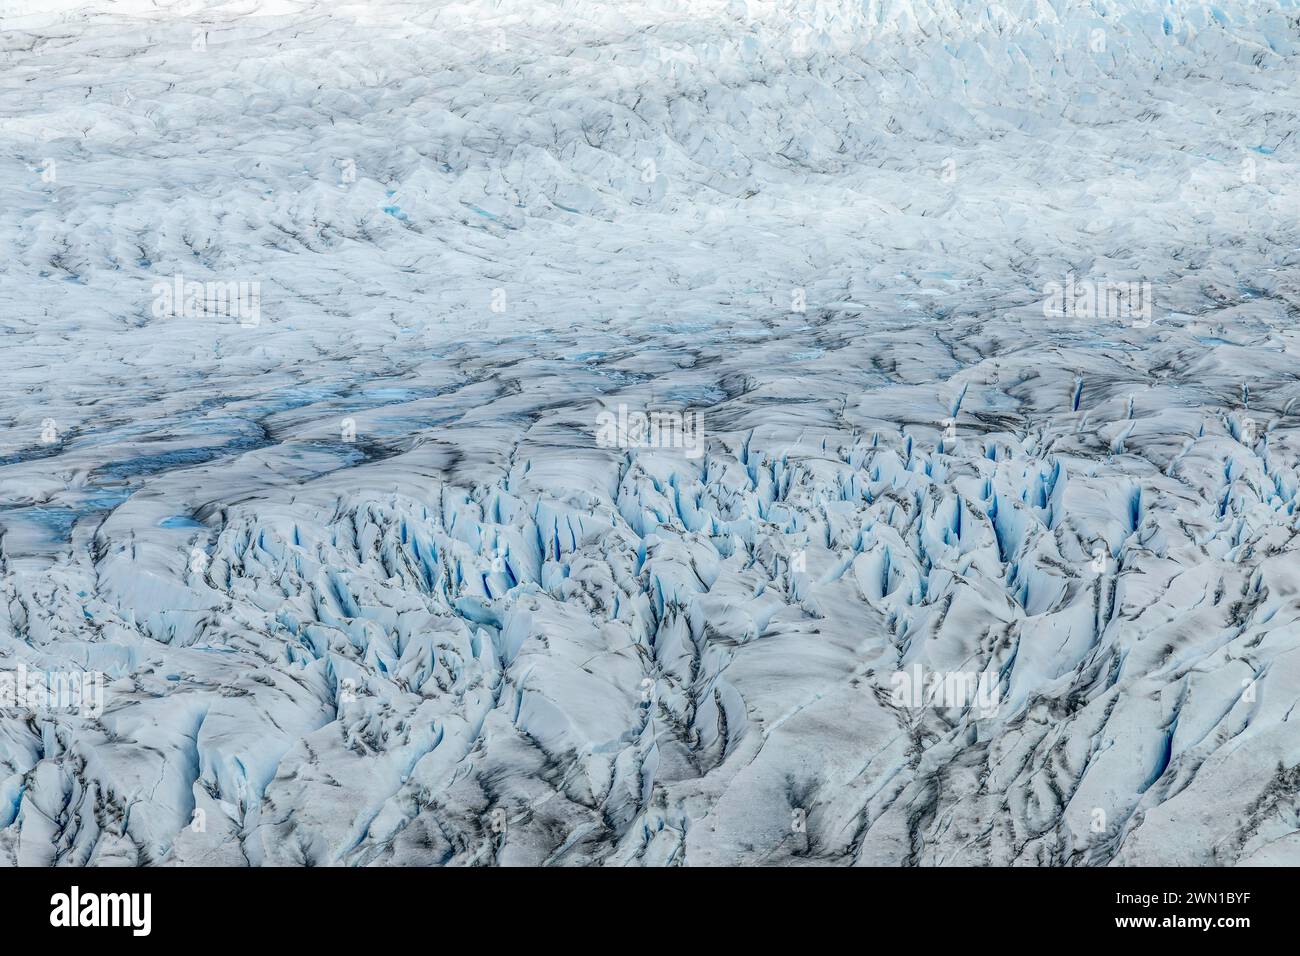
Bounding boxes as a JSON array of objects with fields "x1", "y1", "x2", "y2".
[{"x1": 2, "y1": 0, "x2": 1299, "y2": 865}]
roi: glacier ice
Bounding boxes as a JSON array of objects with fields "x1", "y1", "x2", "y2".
[{"x1": 2, "y1": 0, "x2": 1300, "y2": 866}]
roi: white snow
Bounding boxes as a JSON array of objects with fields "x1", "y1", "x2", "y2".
[{"x1": 1, "y1": 0, "x2": 1300, "y2": 865}]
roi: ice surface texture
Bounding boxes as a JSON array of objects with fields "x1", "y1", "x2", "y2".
[{"x1": 2, "y1": 0, "x2": 1300, "y2": 865}]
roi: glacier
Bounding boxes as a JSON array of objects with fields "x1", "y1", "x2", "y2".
[{"x1": 1, "y1": 0, "x2": 1299, "y2": 867}]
